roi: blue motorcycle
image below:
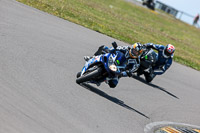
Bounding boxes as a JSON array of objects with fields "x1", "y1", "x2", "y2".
[{"x1": 76, "y1": 43, "x2": 126, "y2": 87}]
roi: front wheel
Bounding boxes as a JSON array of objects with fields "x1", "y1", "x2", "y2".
[
  {"x1": 144, "y1": 72, "x2": 155, "y2": 83},
  {"x1": 76, "y1": 72, "x2": 81, "y2": 78},
  {"x1": 76, "y1": 67, "x2": 102, "y2": 84}
]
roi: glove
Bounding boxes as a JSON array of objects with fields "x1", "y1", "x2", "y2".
[{"x1": 143, "y1": 43, "x2": 152, "y2": 49}]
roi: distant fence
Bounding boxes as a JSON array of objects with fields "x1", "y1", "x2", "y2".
[
  {"x1": 155, "y1": 0, "x2": 199, "y2": 27},
  {"x1": 135, "y1": 0, "x2": 200, "y2": 27},
  {"x1": 177, "y1": 11, "x2": 199, "y2": 27}
]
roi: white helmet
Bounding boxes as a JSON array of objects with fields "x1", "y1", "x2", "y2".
[{"x1": 163, "y1": 44, "x2": 175, "y2": 58}]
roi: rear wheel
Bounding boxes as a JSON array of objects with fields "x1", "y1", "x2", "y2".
[{"x1": 76, "y1": 67, "x2": 102, "y2": 84}]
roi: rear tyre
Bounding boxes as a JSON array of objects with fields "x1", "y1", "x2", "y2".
[{"x1": 76, "y1": 67, "x2": 102, "y2": 84}]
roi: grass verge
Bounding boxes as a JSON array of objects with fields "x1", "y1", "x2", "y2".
[{"x1": 17, "y1": 0, "x2": 200, "y2": 71}]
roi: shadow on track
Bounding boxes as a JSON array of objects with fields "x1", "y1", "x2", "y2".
[
  {"x1": 79, "y1": 83, "x2": 150, "y2": 119},
  {"x1": 132, "y1": 75, "x2": 179, "y2": 99}
]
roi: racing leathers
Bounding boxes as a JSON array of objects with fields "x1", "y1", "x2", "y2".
[
  {"x1": 143, "y1": 43, "x2": 173, "y2": 82},
  {"x1": 93, "y1": 44, "x2": 141, "y2": 88}
]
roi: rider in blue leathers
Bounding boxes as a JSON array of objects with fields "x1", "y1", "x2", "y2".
[
  {"x1": 142, "y1": 43, "x2": 175, "y2": 82},
  {"x1": 84, "y1": 42, "x2": 144, "y2": 88}
]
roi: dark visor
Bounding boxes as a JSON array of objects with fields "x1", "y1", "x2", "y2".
[
  {"x1": 131, "y1": 49, "x2": 139, "y2": 56},
  {"x1": 164, "y1": 49, "x2": 172, "y2": 56}
]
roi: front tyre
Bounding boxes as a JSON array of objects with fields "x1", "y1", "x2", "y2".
[
  {"x1": 144, "y1": 72, "x2": 155, "y2": 83},
  {"x1": 76, "y1": 67, "x2": 102, "y2": 84},
  {"x1": 76, "y1": 72, "x2": 81, "y2": 78}
]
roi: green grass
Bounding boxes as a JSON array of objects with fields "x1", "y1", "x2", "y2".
[{"x1": 17, "y1": 0, "x2": 200, "y2": 70}]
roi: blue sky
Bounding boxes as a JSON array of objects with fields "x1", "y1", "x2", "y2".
[{"x1": 157, "y1": 0, "x2": 200, "y2": 24}]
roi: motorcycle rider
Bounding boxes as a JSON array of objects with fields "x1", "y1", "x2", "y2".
[
  {"x1": 84, "y1": 42, "x2": 144, "y2": 88},
  {"x1": 141, "y1": 43, "x2": 175, "y2": 82}
]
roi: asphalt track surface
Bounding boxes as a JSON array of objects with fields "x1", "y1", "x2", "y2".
[{"x1": 0, "y1": 0, "x2": 200, "y2": 133}]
